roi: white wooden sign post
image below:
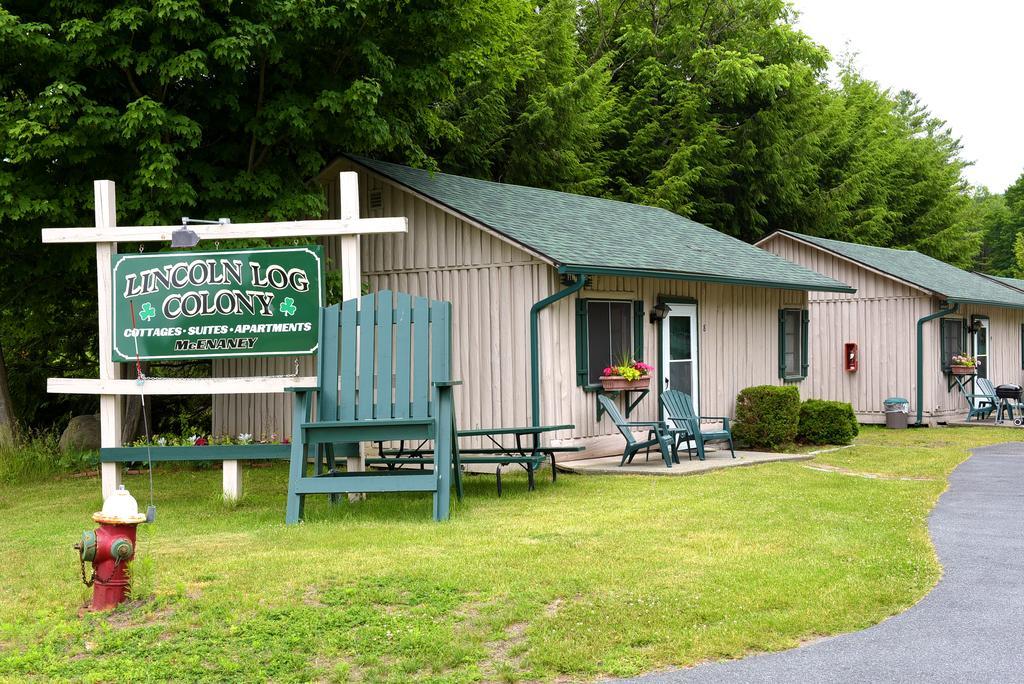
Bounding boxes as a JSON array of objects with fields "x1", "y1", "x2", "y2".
[{"x1": 44, "y1": 173, "x2": 404, "y2": 500}]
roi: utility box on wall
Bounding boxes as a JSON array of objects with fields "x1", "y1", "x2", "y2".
[{"x1": 844, "y1": 342, "x2": 858, "y2": 372}]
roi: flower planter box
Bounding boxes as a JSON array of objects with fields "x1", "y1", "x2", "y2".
[
  {"x1": 599, "y1": 375, "x2": 651, "y2": 391},
  {"x1": 950, "y1": 365, "x2": 976, "y2": 375}
]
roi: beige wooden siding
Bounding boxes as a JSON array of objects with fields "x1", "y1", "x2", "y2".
[
  {"x1": 761, "y1": 233, "x2": 1024, "y2": 424},
  {"x1": 213, "y1": 159, "x2": 547, "y2": 443},
  {"x1": 538, "y1": 277, "x2": 807, "y2": 445},
  {"x1": 924, "y1": 303, "x2": 1024, "y2": 420},
  {"x1": 760, "y1": 234, "x2": 927, "y2": 421},
  {"x1": 213, "y1": 164, "x2": 809, "y2": 451}
]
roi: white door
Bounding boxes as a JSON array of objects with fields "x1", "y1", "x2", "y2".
[
  {"x1": 661, "y1": 303, "x2": 699, "y2": 410},
  {"x1": 973, "y1": 318, "x2": 989, "y2": 379}
]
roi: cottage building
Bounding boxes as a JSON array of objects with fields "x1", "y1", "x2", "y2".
[
  {"x1": 214, "y1": 159, "x2": 851, "y2": 456},
  {"x1": 759, "y1": 230, "x2": 1024, "y2": 425}
]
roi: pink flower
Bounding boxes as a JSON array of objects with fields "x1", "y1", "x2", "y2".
[{"x1": 603, "y1": 366, "x2": 614, "y2": 376}]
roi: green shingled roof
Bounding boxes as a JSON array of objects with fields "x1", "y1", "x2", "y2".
[
  {"x1": 775, "y1": 231, "x2": 1024, "y2": 309},
  {"x1": 978, "y1": 274, "x2": 1024, "y2": 294},
  {"x1": 347, "y1": 156, "x2": 854, "y2": 293}
]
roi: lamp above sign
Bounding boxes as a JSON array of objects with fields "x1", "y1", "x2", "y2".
[{"x1": 111, "y1": 246, "x2": 324, "y2": 361}]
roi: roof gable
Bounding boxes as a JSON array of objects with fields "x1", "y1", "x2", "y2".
[
  {"x1": 767, "y1": 231, "x2": 1024, "y2": 309},
  {"x1": 341, "y1": 156, "x2": 854, "y2": 293}
]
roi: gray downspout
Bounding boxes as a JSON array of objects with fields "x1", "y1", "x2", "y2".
[
  {"x1": 530, "y1": 274, "x2": 588, "y2": 428},
  {"x1": 916, "y1": 301, "x2": 958, "y2": 426}
]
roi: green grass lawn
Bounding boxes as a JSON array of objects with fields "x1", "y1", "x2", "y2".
[{"x1": 1, "y1": 425, "x2": 1020, "y2": 682}]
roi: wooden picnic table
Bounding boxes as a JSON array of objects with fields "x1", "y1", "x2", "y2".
[{"x1": 369, "y1": 423, "x2": 580, "y2": 494}]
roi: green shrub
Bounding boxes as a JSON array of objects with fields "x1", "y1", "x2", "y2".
[
  {"x1": 798, "y1": 399, "x2": 859, "y2": 445},
  {"x1": 734, "y1": 385, "x2": 801, "y2": 449}
]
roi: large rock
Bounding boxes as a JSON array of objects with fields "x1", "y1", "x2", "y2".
[{"x1": 60, "y1": 414, "x2": 102, "y2": 453}]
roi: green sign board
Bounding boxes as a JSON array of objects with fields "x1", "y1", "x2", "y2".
[{"x1": 111, "y1": 246, "x2": 324, "y2": 361}]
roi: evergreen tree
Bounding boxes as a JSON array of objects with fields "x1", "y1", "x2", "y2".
[
  {"x1": 973, "y1": 189, "x2": 1016, "y2": 275},
  {"x1": 437, "y1": 0, "x2": 617, "y2": 194}
]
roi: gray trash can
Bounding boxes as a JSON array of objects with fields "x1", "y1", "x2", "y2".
[{"x1": 884, "y1": 397, "x2": 910, "y2": 429}]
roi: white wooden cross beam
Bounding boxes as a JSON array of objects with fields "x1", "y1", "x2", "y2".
[{"x1": 43, "y1": 173, "x2": 405, "y2": 501}]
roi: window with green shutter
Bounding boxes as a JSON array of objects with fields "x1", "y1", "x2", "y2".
[
  {"x1": 939, "y1": 318, "x2": 966, "y2": 371},
  {"x1": 778, "y1": 309, "x2": 809, "y2": 381},
  {"x1": 575, "y1": 299, "x2": 644, "y2": 386}
]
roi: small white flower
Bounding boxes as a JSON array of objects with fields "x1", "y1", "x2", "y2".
[
  {"x1": 157, "y1": 437, "x2": 167, "y2": 446},
  {"x1": 238, "y1": 433, "x2": 252, "y2": 444}
]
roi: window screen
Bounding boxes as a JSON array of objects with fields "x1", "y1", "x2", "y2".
[
  {"x1": 587, "y1": 300, "x2": 633, "y2": 384},
  {"x1": 778, "y1": 308, "x2": 809, "y2": 380},
  {"x1": 940, "y1": 318, "x2": 965, "y2": 370}
]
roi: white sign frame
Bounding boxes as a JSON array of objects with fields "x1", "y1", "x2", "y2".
[{"x1": 43, "y1": 173, "x2": 405, "y2": 500}]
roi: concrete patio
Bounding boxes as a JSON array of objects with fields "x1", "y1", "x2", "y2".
[
  {"x1": 946, "y1": 418, "x2": 1024, "y2": 428},
  {"x1": 556, "y1": 447, "x2": 813, "y2": 476}
]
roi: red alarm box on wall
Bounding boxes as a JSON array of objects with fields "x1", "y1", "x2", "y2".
[{"x1": 844, "y1": 342, "x2": 858, "y2": 372}]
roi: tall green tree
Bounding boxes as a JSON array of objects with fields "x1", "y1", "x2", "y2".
[
  {"x1": 436, "y1": 0, "x2": 617, "y2": 194},
  {"x1": 579, "y1": 0, "x2": 832, "y2": 239},
  {"x1": 0, "y1": 0, "x2": 525, "y2": 428},
  {"x1": 973, "y1": 189, "x2": 1016, "y2": 274},
  {"x1": 980, "y1": 172, "x2": 1024, "y2": 274}
]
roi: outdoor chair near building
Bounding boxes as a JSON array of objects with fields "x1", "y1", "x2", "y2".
[
  {"x1": 660, "y1": 390, "x2": 736, "y2": 461},
  {"x1": 963, "y1": 377, "x2": 998, "y2": 421},
  {"x1": 597, "y1": 395, "x2": 677, "y2": 467}
]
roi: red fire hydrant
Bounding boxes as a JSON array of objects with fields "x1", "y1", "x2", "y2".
[{"x1": 74, "y1": 486, "x2": 147, "y2": 611}]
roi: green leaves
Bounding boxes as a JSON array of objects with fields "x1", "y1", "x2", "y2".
[
  {"x1": 0, "y1": 0, "x2": 992, "y2": 430},
  {"x1": 0, "y1": 0, "x2": 529, "y2": 428}
]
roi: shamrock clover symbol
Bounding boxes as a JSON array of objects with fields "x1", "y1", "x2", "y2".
[
  {"x1": 279, "y1": 297, "x2": 297, "y2": 316},
  {"x1": 139, "y1": 302, "x2": 157, "y2": 321}
]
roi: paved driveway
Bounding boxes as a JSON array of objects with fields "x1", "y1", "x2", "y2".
[{"x1": 623, "y1": 442, "x2": 1024, "y2": 683}]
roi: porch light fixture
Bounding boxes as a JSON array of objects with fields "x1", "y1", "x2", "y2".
[
  {"x1": 171, "y1": 216, "x2": 231, "y2": 249},
  {"x1": 649, "y1": 302, "x2": 670, "y2": 324},
  {"x1": 967, "y1": 320, "x2": 983, "y2": 334}
]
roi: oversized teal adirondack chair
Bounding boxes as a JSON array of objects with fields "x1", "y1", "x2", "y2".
[
  {"x1": 597, "y1": 395, "x2": 676, "y2": 467},
  {"x1": 660, "y1": 390, "x2": 735, "y2": 461},
  {"x1": 285, "y1": 290, "x2": 460, "y2": 523}
]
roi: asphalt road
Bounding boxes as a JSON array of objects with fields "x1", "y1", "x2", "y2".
[{"x1": 622, "y1": 442, "x2": 1024, "y2": 683}]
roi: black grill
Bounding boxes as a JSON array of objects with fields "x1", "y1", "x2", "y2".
[{"x1": 996, "y1": 384, "x2": 1022, "y2": 400}]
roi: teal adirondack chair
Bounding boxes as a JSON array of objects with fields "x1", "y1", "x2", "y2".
[
  {"x1": 597, "y1": 395, "x2": 676, "y2": 467},
  {"x1": 660, "y1": 390, "x2": 735, "y2": 461},
  {"x1": 965, "y1": 377, "x2": 997, "y2": 421},
  {"x1": 285, "y1": 290, "x2": 460, "y2": 523}
]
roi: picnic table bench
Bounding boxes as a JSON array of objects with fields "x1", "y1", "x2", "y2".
[{"x1": 369, "y1": 424, "x2": 582, "y2": 494}]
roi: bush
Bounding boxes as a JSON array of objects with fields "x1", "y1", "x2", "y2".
[
  {"x1": 734, "y1": 385, "x2": 801, "y2": 450},
  {"x1": 798, "y1": 399, "x2": 859, "y2": 445}
]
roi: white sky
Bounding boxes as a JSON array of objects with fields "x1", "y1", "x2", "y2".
[{"x1": 790, "y1": 0, "x2": 1023, "y2": 192}]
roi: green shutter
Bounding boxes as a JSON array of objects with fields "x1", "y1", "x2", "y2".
[
  {"x1": 575, "y1": 299, "x2": 588, "y2": 386},
  {"x1": 633, "y1": 300, "x2": 645, "y2": 362},
  {"x1": 777, "y1": 309, "x2": 786, "y2": 379},
  {"x1": 800, "y1": 309, "x2": 810, "y2": 378}
]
